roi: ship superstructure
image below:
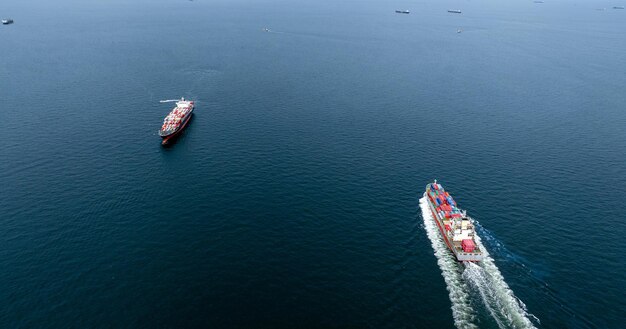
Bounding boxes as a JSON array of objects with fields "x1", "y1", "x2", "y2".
[{"x1": 424, "y1": 180, "x2": 483, "y2": 262}]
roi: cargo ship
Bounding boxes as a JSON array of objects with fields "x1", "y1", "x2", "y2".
[
  {"x1": 448, "y1": 9, "x2": 462, "y2": 14},
  {"x1": 159, "y1": 98, "x2": 194, "y2": 145},
  {"x1": 424, "y1": 180, "x2": 483, "y2": 262},
  {"x1": 395, "y1": 10, "x2": 410, "y2": 14}
]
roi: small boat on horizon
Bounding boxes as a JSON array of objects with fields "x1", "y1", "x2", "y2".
[
  {"x1": 448, "y1": 9, "x2": 462, "y2": 14},
  {"x1": 395, "y1": 10, "x2": 410, "y2": 14},
  {"x1": 2, "y1": 18, "x2": 14, "y2": 25},
  {"x1": 613, "y1": 6, "x2": 625, "y2": 9}
]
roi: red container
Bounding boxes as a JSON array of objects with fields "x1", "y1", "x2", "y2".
[{"x1": 462, "y1": 239, "x2": 475, "y2": 252}]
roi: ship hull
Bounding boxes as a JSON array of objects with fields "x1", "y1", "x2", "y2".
[
  {"x1": 160, "y1": 111, "x2": 193, "y2": 145},
  {"x1": 424, "y1": 188, "x2": 483, "y2": 262}
]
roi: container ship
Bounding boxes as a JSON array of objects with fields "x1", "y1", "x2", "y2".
[
  {"x1": 424, "y1": 180, "x2": 483, "y2": 262},
  {"x1": 159, "y1": 98, "x2": 194, "y2": 145}
]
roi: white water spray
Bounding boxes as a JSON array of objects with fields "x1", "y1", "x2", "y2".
[{"x1": 419, "y1": 196, "x2": 538, "y2": 329}]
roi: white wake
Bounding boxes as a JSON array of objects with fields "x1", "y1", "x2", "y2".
[{"x1": 419, "y1": 196, "x2": 538, "y2": 329}]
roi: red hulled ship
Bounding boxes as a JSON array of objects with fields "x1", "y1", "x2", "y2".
[
  {"x1": 424, "y1": 180, "x2": 483, "y2": 262},
  {"x1": 159, "y1": 98, "x2": 194, "y2": 145}
]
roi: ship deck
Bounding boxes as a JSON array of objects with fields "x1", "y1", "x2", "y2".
[{"x1": 425, "y1": 188, "x2": 483, "y2": 261}]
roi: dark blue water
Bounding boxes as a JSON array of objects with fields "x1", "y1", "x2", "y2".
[{"x1": 2, "y1": 0, "x2": 625, "y2": 327}]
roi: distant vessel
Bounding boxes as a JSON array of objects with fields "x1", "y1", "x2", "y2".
[
  {"x1": 448, "y1": 10, "x2": 462, "y2": 14},
  {"x1": 262, "y1": 27, "x2": 270, "y2": 32},
  {"x1": 395, "y1": 10, "x2": 410, "y2": 14},
  {"x1": 457, "y1": 29, "x2": 462, "y2": 33},
  {"x1": 533, "y1": 1, "x2": 545, "y2": 3},
  {"x1": 424, "y1": 180, "x2": 484, "y2": 262},
  {"x1": 613, "y1": 6, "x2": 625, "y2": 9},
  {"x1": 159, "y1": 98, "x2": 194, "y2": 145},
  {"x1": 2, "y1": 19, "x2": 13, "y2": 25}
]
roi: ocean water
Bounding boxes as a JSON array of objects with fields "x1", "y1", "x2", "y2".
[{"x1": 1, "y1": 0, "x2": 625, "y2": 328}]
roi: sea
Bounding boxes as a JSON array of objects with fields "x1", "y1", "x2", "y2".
[{"x1": 1, "y1": 0, "x2": 625, "y2": 328}]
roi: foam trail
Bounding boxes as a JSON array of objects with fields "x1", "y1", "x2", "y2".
[
  {"x1": 419, "y1": 196, "x2": 538, "y2": 329},
  {"x1": 464, "y1": 232, "x2": 538, "y2": 328},
  {"x1": 419, "y1": 197, "x2": 478, "y2": 329},
  {"x1": 474, "y1": 221, "x2": 593, "y2": 328}
]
